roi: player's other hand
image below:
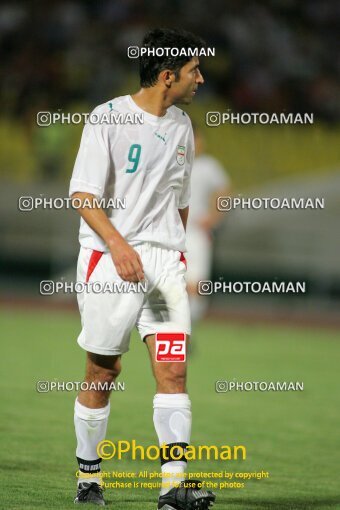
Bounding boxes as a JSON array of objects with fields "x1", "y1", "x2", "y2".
[{"x1": 109, "y1": 238, "x2": 145, "y2": 282}]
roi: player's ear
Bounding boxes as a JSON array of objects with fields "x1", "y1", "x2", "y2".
[{"x1": 159, "y1": 69, "x2": 175, "y2": 88}]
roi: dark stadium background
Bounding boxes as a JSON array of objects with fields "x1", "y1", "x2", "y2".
[
  {"x1": 1, "y1": 2, "x2": 340, "y2": 510},
  {"x1": 2, "y1": 0, "x2": 340, "y2": 318}
]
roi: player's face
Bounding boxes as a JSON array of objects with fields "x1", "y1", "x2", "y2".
[{"x1": 172, "y1": 57, "x2": 204, "y2": 105}]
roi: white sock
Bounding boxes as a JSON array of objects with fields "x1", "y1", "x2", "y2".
[
  {"x1": 74, "y1": 398, "x2": 110, "y2": 486},
  {"x1": 153, "y1": 393, "x2": 192, "y2": 495}
]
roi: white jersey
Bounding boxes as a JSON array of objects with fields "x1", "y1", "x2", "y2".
[
  {"x1": 69, "y1": 95, "x2": 194, "y2": 252},
  {"x1": 187, "y1": 154, "x2": 229, "y2": 228}
]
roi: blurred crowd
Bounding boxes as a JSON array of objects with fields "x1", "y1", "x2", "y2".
[{"x1": 1, "y1": 0, "x2": 339, "y2": 122}]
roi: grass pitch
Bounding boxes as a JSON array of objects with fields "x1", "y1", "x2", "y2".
[{"x1": 1, "y1": 307, "x2": 340, "y2": 509}]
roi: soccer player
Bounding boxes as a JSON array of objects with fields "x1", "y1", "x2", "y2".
[
  {"x1": 186, "y1": 125, "x2": 231, "y2": 322},
  {"x1": 69, "y1": 28, "x2": 215, "y2": 509}
]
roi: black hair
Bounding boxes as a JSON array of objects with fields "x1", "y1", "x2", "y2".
[{"x1": 139, "y1": 28, "x2": 205, "y2": 88}]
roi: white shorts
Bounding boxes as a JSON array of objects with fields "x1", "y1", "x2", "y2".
[
  {"x1": 76, "y1": 243, "x2": 191, "y2": 356},
  {"x1": 185, "y1": 227, "x2": 212, "y2": 284}
]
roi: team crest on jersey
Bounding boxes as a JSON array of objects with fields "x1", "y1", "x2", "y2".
[{"x1": 176, "y1": 145, "x2": 186, "y2": 165}]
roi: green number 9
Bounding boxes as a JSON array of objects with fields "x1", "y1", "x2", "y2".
[{"x1": 126, "y1": 144, "x2": 141, "y2": 173}]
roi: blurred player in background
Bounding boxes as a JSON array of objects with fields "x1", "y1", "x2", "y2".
[{"x1": 186, "y1": 125, "x2": 231, "y2": 322}]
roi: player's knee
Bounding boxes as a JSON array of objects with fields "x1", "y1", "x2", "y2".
[
  {"x1": 86, "y1": 354, "x2": 122, "y2": 383},
  {"x1": 90, "y1": 364, "x2": 120, "y2": 385}
]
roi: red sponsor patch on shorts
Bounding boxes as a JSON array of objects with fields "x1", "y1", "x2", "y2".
[{"x1": 155, "y1": 332, "x2": 186, "y2": 362}]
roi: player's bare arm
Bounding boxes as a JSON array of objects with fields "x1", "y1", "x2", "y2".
[{"x1": 71, "y1": 191, "x2": 144, "y2": 282}]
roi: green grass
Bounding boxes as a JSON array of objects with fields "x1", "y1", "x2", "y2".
[{"x1": 1, "y1": 308, "x2": 340, "y2": 509}]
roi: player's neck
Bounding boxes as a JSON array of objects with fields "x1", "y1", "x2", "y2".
[{"x1": 131, "y1": 88, "x2": 172, "y2": 118}]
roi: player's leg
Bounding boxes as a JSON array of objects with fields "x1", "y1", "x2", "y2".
[
  {"x1": 135, "y1": 247, "x2": 191, "y2": 498},
  {"x1": 74, "y1": 247, "x2": 145, "y2": 505},
  {"x1": 74, "y1": 352, "x2": 121, "y2": 505},
  {"x1": 137, "y1": 247, "x2": 215, "y2": 508},
  {"x1": 77, "y1": 352, "x2": 122, "y2": 408},
  {"x1": 145, "y1": 333, "x2": 188, "y2": 393},
  {"x1": 75, "y1": 352, "x2": 121, "y2": 482},
  {"x1": 145, "y1": 334, "x2": 191, "y2": 490},
  {"x1": 145, "y1": 336, "x2": 214, "y2": 509}
]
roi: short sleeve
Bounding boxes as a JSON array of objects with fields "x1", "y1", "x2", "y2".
[
  {"x1": 178, "y1": 123, "x2": 195, "y2": 209},
  {"x1": 69, "y1": 120, "x2": 110, "y2": 199}
]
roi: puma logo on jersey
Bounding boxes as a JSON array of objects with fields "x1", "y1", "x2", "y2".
[{"x1": 154, "y1": 131, "x2": 168, "y2": 144}]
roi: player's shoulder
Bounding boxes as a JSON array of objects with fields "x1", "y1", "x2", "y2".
[
  {"x1": 168, "y1": 105, "x2": 193, "y2": 128},
  {"x1": 90, "y1": 95, "x2": 130, "y2": 117},
  {"x1": 85, "y1": 96, "x2": 132, "y2": 135}
]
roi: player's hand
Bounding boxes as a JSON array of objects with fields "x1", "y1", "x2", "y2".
[{"x1": 109, "y1": 238, "x2": 145, "y2": 282}]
